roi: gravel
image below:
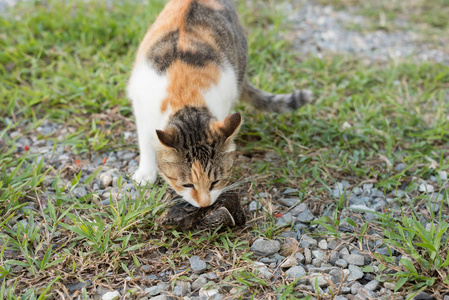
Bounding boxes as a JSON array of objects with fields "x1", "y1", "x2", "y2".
[{"x1": 285, "y1": 1, "x2": 449, "y2": 65}]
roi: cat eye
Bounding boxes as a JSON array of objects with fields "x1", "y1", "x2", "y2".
[
  {"x1": 209, "y1": 180, "x2": 219, "y2": 190},
  {"x1": 183, "y1": 184, "x2": 194, "y2": 189}
]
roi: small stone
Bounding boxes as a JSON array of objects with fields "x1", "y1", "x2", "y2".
[
  {"x1": 429, "y1": 203, "x2": 440, "y2": 214},
  {"x1": 192, "y1": 277, "x2": 208, "y2": 290},
  {"x1": 359, "y1": 288, "x2": 378, "y2": 298},
  {"x1": 249, "y1": 201, "x2": 263, "y2": 212},
  {"x1": 146, "y1": 274, "x2": 158, "y2": 281},
  {"x1": 349, "y1": 204, "x2": 375, "y2": 213},
  {"x1": 190, "y1": 256, "x2": 207, "y2": 274},
  {"x1": 295, "y1": 252, "x2": 305, "y2": 263},
  {"x1": 66, "y1": 280, "x2": 91, "y2": 291},
  {"x1": 327, "y1": 239, "x2": 338, "y2": 250},
  {"x1": 304, "y1": 248, "x2": 312, "y2": 264},
  {"x1": 383, "y1": 282, "x2": 395, "y2": 290},
  {"x1": 150, "y1": 296, "x2": 167, "y2": 300},
  {"x1": 347, "y1": 265, "x2": 364, "y2": 281},
  {"x1": 419, "y1": 183, "x2": 434, "y2": 193},
  {"x1": 276, "y1": 212, "x2": 293, "y2": 227},
  {"x1": 280, "y1": 257, "x2": 298, "y2": 268},
  {"x1": 102, "y1": 291, "x2": 121, "y2": 300},
  {"x1": 335, "y1": 259, "x2": 348, "y2": 268},
  {"x1": 318, "y1": 240, "x2": 327, "y2": 250},
  {"x1": 329, "y1": 252, "x2": 339, "y2": 265},
  {"x1": 174, "y1": 282, "x2": 191, "y2": 297},
  {"x1": 199, "y1": 288, "x2": 219, "y2": 298},
  {"x1": 251, "y1": 238, "x2": 280, "y2": 256},
  {"x1": 395, "y1": 163, "x2": 406, "y2": 172},
  {"x1": 343, "y1": 254, "x2": 365, "y2": 266},
  {"x1": 364, "y1": 280, "x2": 379, "y2": 291},
  {"x1": 278, "y1": 198, "x2": 297, "y2": 207},
  {"x1": 283, "y1": 188, "x2": 298, "y2": 195},
  {"x1": 363, "y1": 183, "x2": 373, "y2": 191},
  {"x1": 100, "y1": 173, "x2": 113, "y2": 188},
  {"x1": 308, "y1": 266, "x2": 340, "y2": 273},
  {"x1": 308, "y1": 273, "x2": 331, "y2": 287},
  {"x1": 73, "y1": 186, "x2": 87, "y2": 198},
  {"x1": 290, "y1": 203, "x2": 308, "y2": 216},
  {"x1": 312, "y1": 249, "x2": 326, "y2": 260},
  {"x1": 438, "y1": 171, "x2": 448, "y2": 180},
  {"x1": 285, "y1": 266, "x2": 306, "y2": 279},
  {"x1": 201, "y1": 272, "x2": 218, "y2": 280},
  {"x1": 145, "y1": 286, "x2": 160, "y2": 296},
  {"x1": 296, "y1": 209, "x2": 315, "y2": 223},
  {"x1": 300, "y1": 235, "x2": 317, "y2": 248},
  {"x1": 257, "y1": 266, "x2": 273, "y2": 279},
  {"x1": 351, "y1": 282, "x2": 362, "y2": 295}
]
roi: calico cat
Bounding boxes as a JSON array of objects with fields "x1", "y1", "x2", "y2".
[{"x1": 127, "y1": 0, "x2": 312, "y2": 208}]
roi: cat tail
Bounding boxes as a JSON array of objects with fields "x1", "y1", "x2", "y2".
[{"x1": 241, "y1": 80, "x2": 314, "y2": 112}]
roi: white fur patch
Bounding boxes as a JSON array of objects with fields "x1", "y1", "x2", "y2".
[
  {"x1": 203, "y1": 65, "x2": 238, "y2": 121},
  {"x1": 128, "y1": 62, "x2": 170, "y2": 184}
]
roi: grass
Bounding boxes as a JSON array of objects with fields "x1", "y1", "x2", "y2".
[{"x1": 1, "y1": 0, "x2": 449, "y2": 299}]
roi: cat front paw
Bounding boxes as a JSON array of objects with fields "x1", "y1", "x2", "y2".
[{"x1": 132, "y1": 168, "x2": 158, "y2": 185}]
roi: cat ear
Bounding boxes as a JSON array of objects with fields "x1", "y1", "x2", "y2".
[
  {"x1": 215, "y1": 113, "x2": 242, "y2": 139},
  {"x1": 156, "y1": 129, "x2": 177, "y2": 148}
]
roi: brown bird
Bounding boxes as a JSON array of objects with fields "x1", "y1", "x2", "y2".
[{"x1": 157, "y1": 192, "x2": 246, "y2": 231}]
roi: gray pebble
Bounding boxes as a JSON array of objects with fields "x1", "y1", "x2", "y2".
[
  {"x1": 312, "y1": 249, "x2": 326, "y2": 260},
  {"x1": 66, "y1": 280, "x2": 91, "y2": 291},
  {"x1": 335, "y1": 259, "x2": 348, "y2": 268},
  {"x1": 296, "y1": 209, "x2": 315, "y2": 223},
  {"x1": 419, "y1": 182, "x2": 434, "y2": 193},
  {"x1": 290, "y1": 203, "x2": 308, "y2": 216},
  {"x1": 438, "y1": 171, "x2": 447, "y2": 180},
  {"x1": 248, "y1": 201, "x2": 263, "y2": 212},
  {"x1": 278, "y1": 198, "x2": 297, "y2": 207},
  {"x1": 276, "y1": 212, "x2": 293, "y2": 227},
  {"x1": 174, "y1": 281, "x2": 191, "y2": 297},
  {"x1": 149, "y1": 295, "x2": 167, "y2": 300},
  {"x1": 364, "y1": 280, "x2": 379, "y2": 291},
  {"x1": 395, "y1": 163, "x2": 406, "y2": 172},
  {"x1": 283, "y1": 188, "x2": 298, "y2": 195},
  {"x1": 73, "y1": 186, "x2": 87, "y2": 198},
  {"x1": 318, "y1": 240, "x2": 327, "y2": 250},
  {"x1": 192, "y1": 277, "x2": 208, "y2": 290},
  {"x1": 343, "y1": 254, "x2": 365, "y2": 266},
  {"x1": 300, "y1": 235, "x2": 317, "y2": 248},
  {"x1": 351, "y1": 282, "x2": 362, "y2": 294},
  {"x1": 251, "y1": 238, "x2": 280, "y2": 256},
  {"x1": 145, "y1": 286, "x2": 160, "y2": 296},
  {"x1": 190, "y1": 256, "x2": 207, "y2": 274},
  {"x1": 347, "y1": 265, "x2": 364, "y2": 281},
  {"x1": 285, "y1": 266, "x2": 306, "y2": 279}
]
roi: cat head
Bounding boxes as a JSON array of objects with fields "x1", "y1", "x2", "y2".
[{"x1": 156, "y1": 110, "x2": 241, "y2": 207}]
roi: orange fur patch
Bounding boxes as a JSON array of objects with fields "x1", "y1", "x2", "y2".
[
  {"x1": 190, "y1": 160, "x2": 210, "y2": 207},
  {"x1": 161, "y1": 61, "x2": 220, "y2": 112}
]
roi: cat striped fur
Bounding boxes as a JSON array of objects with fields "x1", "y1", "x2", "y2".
[{"x1": 128, "y1": 0, "x2": 313, "y2": 207}]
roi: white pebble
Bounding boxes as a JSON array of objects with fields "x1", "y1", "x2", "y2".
[{"x1": 102, "y1": 291, "x2": 120, "y2": 300}]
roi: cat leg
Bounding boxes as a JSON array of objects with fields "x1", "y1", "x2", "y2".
[
  {"x1": 132, "y1": 109, "x2": 158, "y2": 185},
  {"x1": 128, "y1": 63, "x2": 167, "y2": 185}
]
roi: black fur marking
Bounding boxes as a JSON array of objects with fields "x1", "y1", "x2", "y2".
[{"x1": 168, "y1": 106, "x2": 223, "y2": 168}]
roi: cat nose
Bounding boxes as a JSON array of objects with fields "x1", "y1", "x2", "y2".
[{"x1": 197, "y1": 194, "x2": 211, "y2": 207}]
